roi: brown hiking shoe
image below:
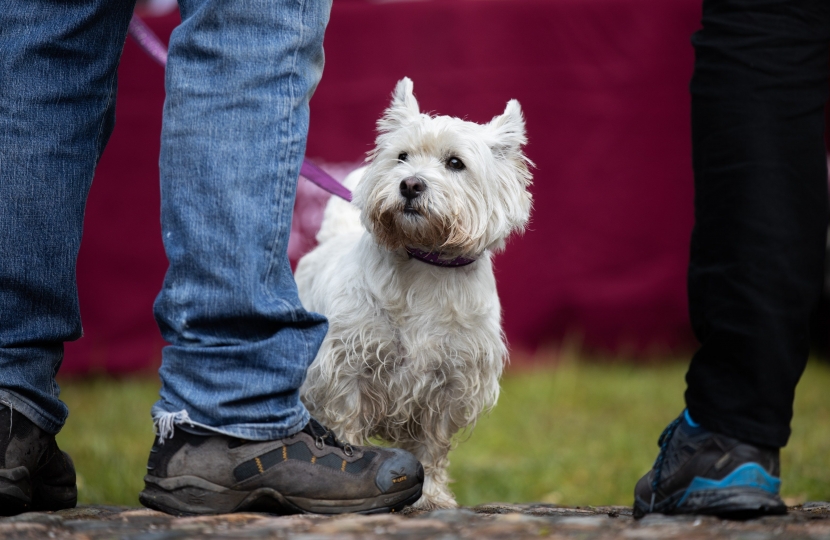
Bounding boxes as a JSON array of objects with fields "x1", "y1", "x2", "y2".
[
  {"x1": 0, "y1": 406, "x2": 77, "y2": 516},
  {"x1": 139, "y1": 418, "x2": 424, "y2": 515}
]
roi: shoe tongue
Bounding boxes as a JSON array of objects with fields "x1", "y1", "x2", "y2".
[
  {"x1": 302, "y1": 418, "x2": 326, "y2": 437},
  {"x1": 301, "y1": 419, "x2": 343, "y2": 449}
]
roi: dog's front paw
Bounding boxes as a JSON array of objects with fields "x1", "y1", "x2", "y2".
[{"x1": 412, "y1": 483, "x2": 458, "y2": 510}]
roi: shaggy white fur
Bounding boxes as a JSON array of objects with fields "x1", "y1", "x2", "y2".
[{"x1": 295, "y1": 78, "x2": 532, "y2": 509}]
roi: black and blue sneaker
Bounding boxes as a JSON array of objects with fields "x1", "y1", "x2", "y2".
[{"x1": 633, "y1": 410, "x2": 786, "y2": 519}]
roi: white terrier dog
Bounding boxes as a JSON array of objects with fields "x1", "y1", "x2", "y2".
[{"x1": 295, "y1": 78, "x2": 532, "y2": 509}]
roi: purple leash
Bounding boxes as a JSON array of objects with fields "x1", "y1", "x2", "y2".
[
  {"x1": 300, "y1": 160, "x2": 353, "y2": 203},
  {"x1": 126, "y1": 14, "x2": 353, "y2": 202},
  {"x1": 128, "y1": 15, "x2": 167, "y2": 67}
]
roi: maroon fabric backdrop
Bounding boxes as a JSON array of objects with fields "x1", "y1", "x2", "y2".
[
  {"x1": 66, "y1": 0, "x2": 702, "y2": 373},
  {"x1": 66, "y1": 13, "x2": 176, "y2": 373}
]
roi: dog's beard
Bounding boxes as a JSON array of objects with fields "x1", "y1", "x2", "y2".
[{"x1": 367, "y1": 197, "x2": 475, "y2": 255}]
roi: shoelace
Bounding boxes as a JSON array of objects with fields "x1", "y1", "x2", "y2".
[
  {"x1": 649, "y1": 416, "x2": 682, "y2": 512},
  {"x1": 301, "y1": 418, "x2": 355, "y2": 457}
]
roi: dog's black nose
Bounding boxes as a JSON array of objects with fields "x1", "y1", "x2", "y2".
[{"x1": 399, "y1": 177, "x2": 425, "y2": 201}]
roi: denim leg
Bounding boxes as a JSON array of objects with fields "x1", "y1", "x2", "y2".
[
  {"x1": 0, "y1": 0, "x2": 136, "y2": 434},
  {"x1": 152, "y1": 0, "x2": 332, "y2": 440}
]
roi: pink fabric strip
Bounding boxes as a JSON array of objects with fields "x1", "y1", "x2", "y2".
[
  {"x1": 128, "y1": 15, "x2": 168, "y2": 66},
  {"x1": 299, "y1": 160, "x2": 353, "y2": 202}
]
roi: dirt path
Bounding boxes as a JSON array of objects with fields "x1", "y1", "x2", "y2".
[{"x1": 3, "y1": 502, "x2": 830, "y2": 539}]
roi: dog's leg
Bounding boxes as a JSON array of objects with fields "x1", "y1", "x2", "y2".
[
  {"x1": 300, "y1": 344, "x2": 371, "y2": 444},
  {"x1": 398, "y1": 420, "x2": 458, "y2": 510},
  {"x1": 405, "y1": 444, "x2": 456, "y2": 509},
  {"x1": 420, "y1": 459, "x2": 457, "y2": 510},
  {"x1": 397, "y1": 371, "x2": 499, "y2": 510},
  {"x1": 305, "y1": 387, "x2": 368, "y2": 445}
]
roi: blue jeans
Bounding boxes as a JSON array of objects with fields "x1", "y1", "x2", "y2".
[{"x1": 0, "y1": 0, "x2": 330, "y2": 440}]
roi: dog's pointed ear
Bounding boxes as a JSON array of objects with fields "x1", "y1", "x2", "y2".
[
  {"x1": 391, "y1": 77, "x2": 419, "y2": 114},
  {"x1": 377, "y1": 77, "x2": 420, "y2": 133},
  {"x1": 488, "y1": 99, "x2": 527, "y2": 157}
]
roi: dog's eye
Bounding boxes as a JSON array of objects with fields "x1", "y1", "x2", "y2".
[
  {"x1": 446, "y1": 157, "x2": 465, "y2": 171},
  {"x1": 397, "y1": 153, "x2": 408, "y2": 162}
]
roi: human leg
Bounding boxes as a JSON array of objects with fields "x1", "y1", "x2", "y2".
[
  {"x1": 635, "y1": 0, "x2": 830, "y2": 517},
  {"x1": 0, "y1": 0, "x2": 137, "y2": 513},
  {"x1": 141, "y1": 0, "x2": 423, "y2": 514},
  {"x1": 685, "y1": 0, "x2": 830, "y2": 448},
  {"x1": 0, "y1": 0, "x2": 136, "y2": 437},
  {"x1": 150, "y1": 0, "x2": 331, "y2": 441}
]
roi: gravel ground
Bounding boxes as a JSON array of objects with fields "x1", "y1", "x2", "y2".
[{"x1": 3, "y1": 503, "x2": 830, "y2": 539}]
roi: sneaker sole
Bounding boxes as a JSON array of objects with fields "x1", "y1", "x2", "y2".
[
  {"x1": 139, "y1": 474, "x2": 423, "y2": 516},
  {"x1": 677, "y1": 487, "x2": 786, "y2": 518},
  {"x1": 635, "y1": 487, "x2": 786, "y2": 519},
  {"x1": 31, "y1": 483, "x2": 78, "y2": 512},
  {"x1": 0, "y1": 465, "x2": 78, "y2": 516},
  {"x1": 634, "y1": 463, "x2": 787, "y2": 519}
]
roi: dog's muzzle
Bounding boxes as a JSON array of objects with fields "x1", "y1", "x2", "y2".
[{"x1": 399, "y1": 177, "x2": 426, "y2": 202}]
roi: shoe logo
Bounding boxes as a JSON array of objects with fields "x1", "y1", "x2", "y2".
[
  {"x1": 714, "y1": 452, "x2": 731, "y2": 471},
  {"x1": 391, "y1": 468, "x2": 407, "y2": 484},
  {"x1": 187, "y1": 492, "x2": 206, "y2": 506}
]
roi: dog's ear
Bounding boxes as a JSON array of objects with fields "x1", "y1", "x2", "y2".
[
  {"x1": 391, "y1": 77, "x2": 419, "y2": 114},
  {"x1": 377, "y1": 77, "x2": 420, "y2": 132},
  {"x1": 488, "y1": 99, "x2": 527, "y2": 158}
]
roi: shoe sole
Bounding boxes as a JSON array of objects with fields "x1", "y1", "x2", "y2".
[
  {"x1": 139, "y1": 474, "x2": 423, "y2": 516},
  {"x1": 0, "y1": 466, "x2": 31, "y2": 516},
  {"x1": 634, "y1": 462, "x2": 786, "y2": 519},
  {"x1": 0, "y1": 465, "x2": 78, "y2": 516},
  {"x1": 635, "y1": 487, "x2": 786, "y2": 519},
  {"x1": 31, "y1": 482, "x2": 78, "y2": 512}
]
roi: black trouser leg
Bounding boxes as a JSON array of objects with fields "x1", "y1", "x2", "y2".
[{"x1": 685, "y1": 0, "x2": 830, "y2": 448}]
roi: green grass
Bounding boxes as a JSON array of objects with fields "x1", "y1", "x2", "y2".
[
  {"x1": 55, "y1": 378, "x2": 158, "y2": 506},
  {"x1": 55, "y1": 358, "x2": 830, "y2": 507}
]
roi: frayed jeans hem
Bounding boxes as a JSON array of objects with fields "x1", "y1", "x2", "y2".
[
  {"x1": 150, "y1": 403, "x2": 311, "y2": 442},
  {"x1": 0, "y1": 389, "x2": 64, "y2": 435}
]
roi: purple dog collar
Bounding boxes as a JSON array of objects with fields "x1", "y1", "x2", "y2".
[{"x1": 405, "y1": 247, "x2": 477, "y2": 268}]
